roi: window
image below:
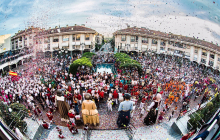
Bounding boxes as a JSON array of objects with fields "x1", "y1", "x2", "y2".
[
  {"x1": 152, "y1": 39, "x2": 157, "y2": 44},
  {"x1": 85, "y1": 34, "x2": 90, "y2": 40},
  {"x1": 169, "y1": 41, "x2": 173, "y2": 45},
  {"x1": 19, "y1": 38, "x2": 22, "y2": 41},
  {"x1": 121, "y1": 35, "x2": 126, "y2": 41},
  {"x1": 142, "y1": 37, "x2": 148, "y2": 43},
  {"x1": 63, "y1": 36, "x2": 69, "y2": 41},
  {"x1": 175, "y1": 42, "x2": 183, "y2": 48},
  {"x1": 160, "y1": 47, "x2": 164, "y2": 50},
  {"x1": 210, "y1": 54, "x2": 214, "y2": 59},
  {"x1": 202, "y1": 52, "x2": 207, "y2": 56},
  {"x1": 160, "y1": 41, "x2": 165, "y2": 46},
  {"x1": 24, "y1": 37, "x2": 27, "y2": 40},
  {"x1": 72, "y1": 45, "x2": 75, "y2": 49},
  {"x1": 218, "y1": 58, "x2": 220, "y2": 62},
  {"x1": 195, "y1": 49, "x2": 198, "y2": 53},
  {"x1": 136, "y1": 36, "x2": 138, "y2": 42},
  {"x1": 76, "y1": 35, "x2": 80, "y2": 41},
  {"x1": 72, "y1": 35, "x2": 75, "y2": 41},
  {"x1": 131, "y1": 36, "x2": 135, "y2": 42},
  {"x1": 53, "y1": 37, "x2": 59, "y2": 42},
  {"x1": 201, "y1": 58, "x2": 206, "y2": 64},
  {"x1": 209, "y1": 61, "x2": 214, "y2": 66}
]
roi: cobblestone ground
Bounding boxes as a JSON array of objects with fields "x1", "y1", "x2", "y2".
[
  {"x1": 24, "y1": 84, "x2": 212, "y2": 140},
  {"x1": 35, "y1": 90, "x2": 205, "y2": 130}
]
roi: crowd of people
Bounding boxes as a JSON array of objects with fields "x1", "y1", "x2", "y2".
[{"x1": 0, "y1": 52, "x2": 219, "y2": 139}]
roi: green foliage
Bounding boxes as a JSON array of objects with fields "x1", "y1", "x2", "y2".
[
  {"x1": 0, "y1": 102, "x2": 28, "y2": 133},
  {"x1": 95, "y1": 43, "x2": 102, "y2": 51},
  {"x1": 188, "y1": 93, "x2": 220, "y2": 130},
  {"x1": 69, "y1": 57, "x2": 93, "y2": 75},
  {"x1": 2, "y1": 71, "x2": 7, "y2": 77},
  {"x1": 82, "y1": 52, "x2": 95, "y2": 59},
  {"x1": 109, "y1": 37, "x2": 115, "y2": 50},
  {"x1": 114, "y1": 53, "x2": 143, "y2": 76}
]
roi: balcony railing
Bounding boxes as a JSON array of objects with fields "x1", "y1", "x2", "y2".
[{"x1": 0, "y1": 51, "x2": 33, "y2": 65}]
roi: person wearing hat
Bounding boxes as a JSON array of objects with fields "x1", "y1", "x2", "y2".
[{"x1": 117, "y1": 93, "x2": 133, "y2": 128}]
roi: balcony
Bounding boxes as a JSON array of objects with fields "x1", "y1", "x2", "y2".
[{"x1": 0, "y1": 51, "x2": 33, "y2": 68}]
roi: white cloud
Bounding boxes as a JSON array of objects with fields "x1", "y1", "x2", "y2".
[
  {"x1": 63, "y1": 1, "x2": 96, "y2": 14},
  {"x1": 0, "y1": 0, "x2": 220, "y2": 45},
  {"x1": 86, "y1": 13, "x2": 220, "y2": 44}
]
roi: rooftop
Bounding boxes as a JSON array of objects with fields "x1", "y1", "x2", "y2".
[
  {"x1": 11, "y1": 25, "x2": 97, "y2": 39},
  {"x1": 114, "y1": 27, "x2": 220, "y2": 52}
]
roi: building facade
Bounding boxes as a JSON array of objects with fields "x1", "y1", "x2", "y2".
[
  {"x1": 114, "y1": 26, "x2": 220, "y2": 70},
  {"x1": 11, "y1": 25, "x2": 98, "y2": 57},
  {"x1": 0, "y1": 34, "x2": 11, "y2": 54}
]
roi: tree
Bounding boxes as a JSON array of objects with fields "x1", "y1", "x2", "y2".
[
  {"x1": 0, "y1": 102, "x2": 28, "y2": 133},
  {"x1": 82, "y1": 52, "x2": 95, "y2": 59},
  {"x1": 95, "y1": 43, "x2": 101, "y2": 51},
  {"x1": 69, "y1": 57, "x2": 93, "y2": 75},
  {"x1": 188, "y1": 91, "x2": 220, "y2": 130},
  {"x1": 114, "y1": 53, "x2": 143, "y2": 76},
  {"x1": 109, "y1": 37, "x2": 115, "y2": 51}
]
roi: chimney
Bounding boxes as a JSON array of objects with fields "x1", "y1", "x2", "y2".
[
  {"x1": 55, "y1": 26, "x2": 58, "y2": 28},
  {"x1": 134, "y1": 26, "x2": 137, "y2": 28},
  {"x1": 127, "y1": 24, "x2": 130, "y2": 28},
  {"x1": 75, "y1": 24, "x2": 77, "y2": 26},
  {"x1": 66, "y1": 24, "x2": 68, "y2": 27},
  {"x1": 81, "y1": 24, "x2": 85, "y2": 26}
]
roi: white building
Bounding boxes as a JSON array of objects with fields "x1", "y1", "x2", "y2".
[
  {"x1": 0, "y1": 34, "x2": 11, "y2": 53},
  {"x1": 113, "y1": 26, "x2": 220, "y2": 70}
]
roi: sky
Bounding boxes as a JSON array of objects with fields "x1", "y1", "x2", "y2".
[{"x1": 0, "y1": 0, "x2": 220, "y2": 45}]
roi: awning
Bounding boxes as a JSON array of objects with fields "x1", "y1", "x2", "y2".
[
  {"x1": 72, "y1": 42, "x2": 80, "y2": 45},
  {"x1": 85, "y1": 41, "x2": 91, "y2": 45},
  {"x1": 62, "y1": 42, "x2": 69, "y2": 46},
  {"x1": 51, "y1": 43, "x2": 58, "y2": 48}
]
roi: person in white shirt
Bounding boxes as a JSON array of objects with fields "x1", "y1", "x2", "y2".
[{"x1": 107, "y1": 98, "x2": 113, "y2": 111}]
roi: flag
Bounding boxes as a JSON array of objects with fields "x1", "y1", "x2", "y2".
[{"x1": 9, "y1": 71, "x2": 17, "y2": 76}]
